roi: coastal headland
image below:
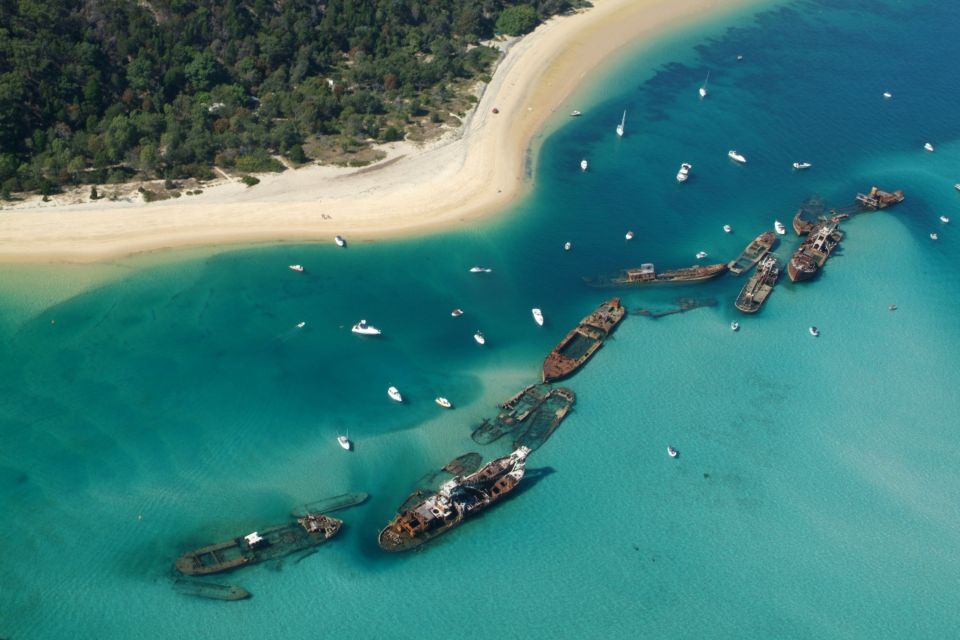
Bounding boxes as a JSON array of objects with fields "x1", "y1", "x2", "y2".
[{"x1": 0, "y1": 0, "x2": 760, "y2": 263}]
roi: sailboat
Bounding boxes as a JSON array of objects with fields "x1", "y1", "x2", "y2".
[
  {"x1": 616, "y1": 110, "x2": 626, "y2": 137},
  {"x1": 699, "y1": 71, "x2": 710, "y2": 98}
]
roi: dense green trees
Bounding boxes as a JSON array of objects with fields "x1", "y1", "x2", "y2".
[{"x1": 0, "y1": 0, "x2": 586, "y2": 196}]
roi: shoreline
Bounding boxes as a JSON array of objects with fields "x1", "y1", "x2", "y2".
[{"x1": 0, "y1": 0, "x2": 763, "y2": 264}]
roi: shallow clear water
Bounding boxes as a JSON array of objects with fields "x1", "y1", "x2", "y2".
[{"x1": 3, "y1": 0, "x2": 960, "y2": 637}]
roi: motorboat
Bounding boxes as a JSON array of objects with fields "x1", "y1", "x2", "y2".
[
  {"x1": 570, "y1": 110, "x2": 582, "y2": 117},
  {"x1": 954, "y1": 184, "x2": 960, "y2": 192},
  {"x1": 580, "y1": 158, "x2": 588, "y2": 171},
  {"x1": 625, "y1": 230, "x2": 635, "y2": 240},
  {"x1": 883, "y1": 91, "x2": 892, "y2": 99},
  {"x1": 387, "y1": 386, "x2": 403, "y2": 402},
  {"x1": 774, "y1": 220, "x2": 787, "y2": 235},
  {"x1": 699, "y1": 71, "x2": 709, "y2": 98},
  {"x1": 809, "y1": 326, "x2": 819, "y2": 337},
  {"x1": 451, "y1": 308, "x2": 464, "y2": 317},
  {"x1": 351, "y1": 319, "x2": 382, "y2": 335},
  {"x1": 737, "y1": 54, "x2": 744, "y2": 61},
  {"x1": 289, "y1": 264, "x2": 304, "y2": 272},
  {"x1": 730, "y1": 321, "x2": 740, "y2": 332},
  {"x1": 696, "y1": 251, "x2": 708, "y2": 259},
  {"x1": 296, "y1": 321, "x2": 306, "y2": 329},
  {"x1": 564, "y1": 241, "x2": 572, "y2": 251},
  {"x1": 435, "y1": 397, "x2": 453, "y2": 409},
  {"x1": 924, "y1": 142, "x2": 934, "y2": 152},
  {"x1": 473, "y1": 331, "x2": 486, "y2": 345},
  {"x1": 676, "y1": 162, "x2": 692, "y2": 183},
  {"x1": 335, "y1": 235, "x2": 346, "y2": 247},
  {"x1": 616, "y1": 110, "x2": 626, "y2": 137},
  {"x1": 940, "y1": 215, "x2": 950, "y2": 223},
  {"x1": 793, "y1": 162, "x2": 812, "y2": 170},
  {"x1": 888, "y1": 304, "x2": 897, "y2": 311},
  {"x1": 667, "y1": 446, "x2": 679, "y2": 458},
  {"x1": 337, "y1": 435, "x2": 351, "y2": 451},
  {"x1": 532, "y1": 308, "x2": 544, "y2": 326},
  {"x1": 930, "y1": 232, "x2": 939, "y2": 241},
  {"x1": 728, "y1": 150, "x2": 747, "y2": 163},
  {"x1": 469, "y1": 266, "x2": 492, "y2": 273},
  {"x1": 723, "y1": 224, "x2": 733, "y2": 233}
]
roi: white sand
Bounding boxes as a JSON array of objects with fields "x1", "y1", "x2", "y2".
[{"x1": 0, "y1": 0, "x2": 757, "y2": 263}]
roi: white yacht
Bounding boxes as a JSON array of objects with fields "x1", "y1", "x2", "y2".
[
  {"x1": 532, "y1": 308, "x2": 544, "y2": 326},
  {"x1": 696, "y1": 251, "x2": 708, "y2": 259},
  {"x1": 473, "y1": 331, "x2": 486, "y2": 345},
  {"x1": 351, "y1": 319, "x2": 382, "y2": 335},
  {"x1": 580, "y1": 158, "x2": 588, "y2": 171},
  {"x1": 699, "y1": 71, "x2": 710, "y2": 98},
  {"x1": 337, "y1": 435, "x2": 351, "y2": 451},
  {"x1": 387, "y1": 386, "x2": 403, "y2": 402},
  {"x1": 335, "y1": 235, "x2": 346, "y2": 247},
  {"x1": 667, "y1": 446, "x2": 679, "y2": 458},
  {"x1": 930, "y1": 232, "x2": 939, "y2": 241},
  {"x1": 940, "y1": 215, "x2": 950, "y2": 223},
  {"x1": 883, "y1": 91, "x2": 892, "y2": 99},
  {"x1": 809, "y1": 326, "x2": 819, "y2": 337},
  {"x1": 723, "y1": 224, "x2": 733, "y2": 233},
  {"x1": 730, "y1": 321, "x2": 740, "y2": 332},
  {"x1": 616, "y1": 110, "x2": 626, "y2": 137},
  {"x1": 469, "y1": 266, "x2": 492, "y2": 273},
  {"x1": 924, "y1": 142, "x2": 934, "y2": 152},
  {"x1": 451, "y1": 308, "x2": 464, "y2": 317},
  {"x1": 289, "y1": 264, "x2": 304, "y2": 272},
  {"x1": 676, "y1": 162, "x2": 692, "y2": 183},
  {"x1": 793, "y1": 162, "x2": 812, "y2": 170},
  {"x1": 625, "y1": 230, "x2": 635, "y2": 241},
  {"x1": 774, "y1": 220, "x2": 787, "y2": 235},
  {"x1": 570, "y1": 110, "x2": 582, "y2": 117},
  {"x1": 564, "y1": 241, "x2": 572, "y2": 251},
  {"x1": 954, "y1": 183, "x2": 960, "y2": 192},
  {"x1": 435, "y1": 397, "x2": 453, "y2": 409},
  {"x1": 728, "y1": 150, "x2": 747, "y2": 163},
  {"x1": 296, "y1": 321, "x2": 306, "y2": 329}
]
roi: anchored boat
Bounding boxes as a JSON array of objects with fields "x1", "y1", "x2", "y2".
[
  {"x1": 587, "y1": 263, "x2": 728, "y2": 287},
  {"x1": 542, "y1": 298, "x2": 625, "y2": 382}
]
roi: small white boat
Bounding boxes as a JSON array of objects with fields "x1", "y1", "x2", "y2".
[
  {"x1": 570, "y1": 110, "x2": 582, "y2": 117},
  {"x1": 296, "y1": 321, "x2": 306, "y2": 329},
  {"x1": 696, "y1": 251, "x2": 708, "y2": 259},
  {"x1": 888, "y1": 304, "x2": 898, "y2": 311},
  {"x1": 924, "y1": 142, "x2": 934, "y2": 152},
  {"x1": 451, "y1": 308, "x2": 464, "y2": 317},
  {"x1": 774, "y1": 220, "x2": 787, "y2": 235},
  {"x1": 473, "y1": 331, "x2": 486, "y2": 345},
  {"x1": 728, "y1": 150, "x2": 747, "y2": 163},
  {"x1": 699, "y1": 71, "x2": 709, "y2": 98},
  {"x1": 387, "y1": 386, "x2": 403, "y2": 402},
  {"x1": 532, "y1": 308, "x2": 544, "y2": 326},
  {"x1": 616, "y1": 110, "x2": 626, "y2": 137},
  {"x1": 289, "y1": 264, "x2": 304, "y2": 272},
  {"x1": 667, "y1": 446, "x2": 679, "y2": 458},
  {"x1": 625, "y1": 230, "x2": 635, "y2": 241},
  {"x1": 793, "y1": 162, "x2": 812, "y2": 170},
  {"x1": 334, "y1": 235, "x2": 346, "y2": 247},
  {"x1": 337, "y1": 435, "x2": 351, "y2": 451},
  {"x1": 809, "y1": 326, "x2": 819, "y2": 337},
  {"x1": 469, "y1": 266, "x2": 492, "y2": 273},
  {"x1": 435, "y1": 397, "x2": 453, "y2": 409},
  {"x1": 580, "y1": 158, "x2": 588, "y2": 171},
  {"x1": 737, "y1": 54, "x2": 744, "y2": 61},
  {"x1": 723, "y1": 224, "x2": 733, "y2": 233},
  {"x1": 930, "y1": 232, "x2": 939, "y2": 241},
  {"x1": 676, "y1": 162, "x2": 692, "y2": 183},
  {"x1": 564, "y1": 241, "x2": 572, "y2": 251},
  {"x1": 954, "y1": 184, "x2": 960, "y2": 192},
  {"x1": 351, "y1": 319, "x2": 382, "y2": 335},
  {"x1": 940, "y1": 215, "x2": 950, "y2": 223},
  {"x1": 883, "y1": 91, "x2": 892, "y2": 99},
  {"x1": 730, "y1": 321, "x2": 740, "y2": 332}
]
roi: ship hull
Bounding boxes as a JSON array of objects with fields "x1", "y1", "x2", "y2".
[
  {"x1": 542, "y1": 299, "x2": 624, "y2": 382},
  {"x1": 787, "y1": 261, "x2": 816, "y2": 282}
]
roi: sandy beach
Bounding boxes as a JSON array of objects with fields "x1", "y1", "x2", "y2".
[{"x1": 0, "y1": 0, "x2": 756, "y2": 263}]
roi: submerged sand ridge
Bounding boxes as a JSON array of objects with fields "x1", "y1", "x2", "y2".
[{"x1": 0, "y1": 0, "x2": 760, "y2": 263}]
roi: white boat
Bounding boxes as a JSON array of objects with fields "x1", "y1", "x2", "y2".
[
  {"x1": 296, "y1": 321, "x2": 306, "y2": 329},
  {"x1": 570, "y1": 110, "x2": 582, "y2": 117},
  {"x1": 924, "y1": 142, "x2": 934, "y2": 152},
  {"x1": 435, "y1": 397, "x2": 453, "y2": 409},
  {"x1": 532, "y1": 308, "x2": 544, "y2": 326},
  {"x1": 676, "y1": 162, "x2": 692, "y2": 183},
  {"x1": 289, "y1": 264, "x2": 304, "y2": 272},
  {"x1": 940, "y1": 215, "x2": 950, "y2": 223},
  {"x1": 580, "y1": 158, "x2": 588, "y2": 171},
  {"x1": 793, "y1": 162, "x2": 812, "y2": 170},
  {"x1": 888, "y1": 304, "x2": 898, "y2": 311},
  {"x1": 883, "y1": 91, "x2": 892, "y2": 99},
  {"x1": 728, "y1": 150, "x2": 747, "y2": 163},
  {"x1": 351, "y1": 319, "x2": 382, "y2": 335},
  {"x1": 564, "y1": 241, "x2": 572, "y2": 251},
  {"x1": 469, "y1": 266, "x2": 492, "y2": 273},
  {"x1": 809, "y1": 326, "x2": 819, "y2": 337},
  {"x1": 387, "y1": 386, "x2": 403, "y2": 402},
  {"x1": 954, "y1": 184, "x2": 960, "y2": 192},
  {"x1": 334, "y1": 235, "x2": 346, "y2": 247},
  {"x1": 723, "y1": 224, "x2": 733, "y2": 233},
  {"x1": 451, "y1": 308, "x2": 464, "y2": 317},
  {"x1": 696, "y1": 251, "x2": 708, "y2": 259},
  {"x1": 625, "y1": 230, "x2": 635, "y2": 240},
  {"x1": 930, "y1": 232, "x2": 939, "y2": 241},
  {"x1": 667, "y1": 446, "x2": 679, "y2": 458},
  {"x1": 774, "y1": 220, "x2": 787, "y2": 235},
  {"x1": 616, "y1": 110, "x2": 626, "y2": 137},
  {"x1": 473, "y1": 331, "x2": 486, "y2": 345},
  {"x1": 730, "y1": 321, "x2": 740, "y2": 332},
  {"x1": 737, "y1": 54, "x2": 744, "y2": 61},
  {"x1": 337, "y1": 435, "x2": 351, "y2": 451},
  {"x1": 699, "y1": 71, "x2": 709, "y2": 98}
]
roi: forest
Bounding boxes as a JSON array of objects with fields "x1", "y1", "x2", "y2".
[{"x1": 0, "y1": 0, "x2": 585, "y2": 197}]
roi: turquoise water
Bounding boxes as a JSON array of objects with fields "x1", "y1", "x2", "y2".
[{"x1": 3, "y1": 0, "x2": 960, "y2": 637}]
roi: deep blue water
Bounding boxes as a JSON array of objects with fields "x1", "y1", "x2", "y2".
[{"x1": 2, "y1": 1, "x2": 960, "y2": 637}]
